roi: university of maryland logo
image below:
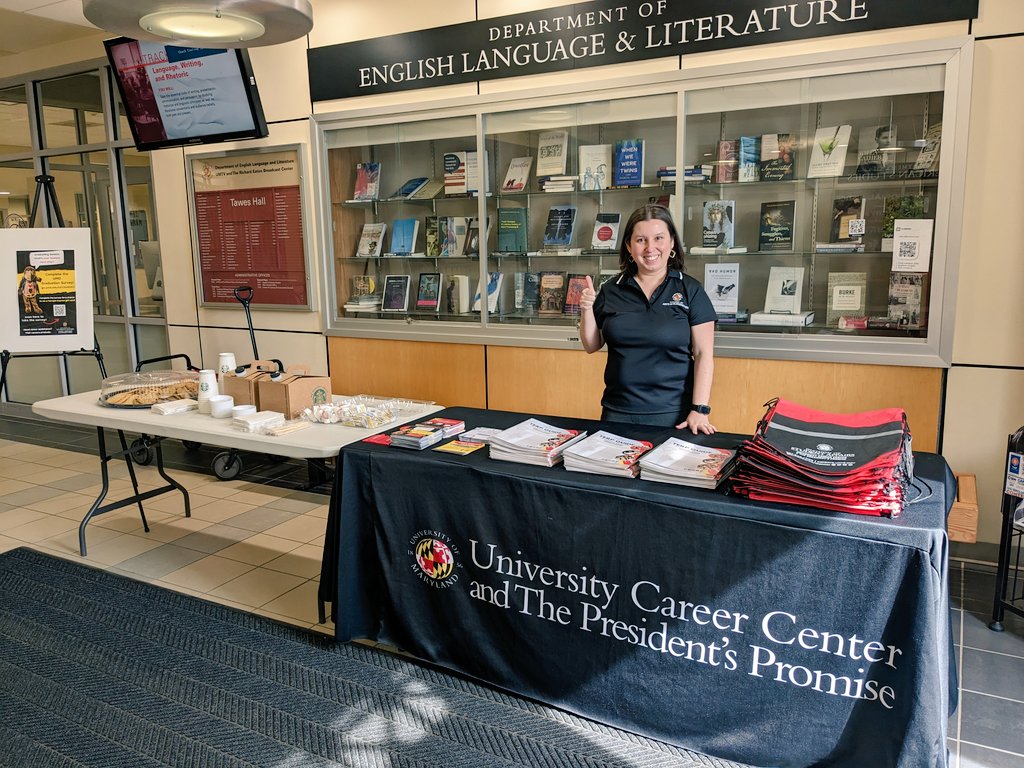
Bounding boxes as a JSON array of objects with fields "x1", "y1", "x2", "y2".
[{"x1": 408, "y1": 530, "x2": 461, "y2": 588}]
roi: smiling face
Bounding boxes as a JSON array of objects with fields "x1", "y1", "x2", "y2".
[{"x1": 627, "y1": 218, "x2": 673, "y2": 281}]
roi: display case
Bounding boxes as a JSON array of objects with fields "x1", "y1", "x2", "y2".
[{"x1": 314, "y1": 39, "x2": 970, "y2": 366}]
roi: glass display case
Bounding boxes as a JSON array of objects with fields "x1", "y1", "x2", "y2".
[{"x1": 314, "y1": 40, "x2": 969, "y2": 365}]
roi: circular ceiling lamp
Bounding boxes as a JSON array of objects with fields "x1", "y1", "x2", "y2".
[{"x1": 83, "y1": 0, "x2": 313, "y2": 47}]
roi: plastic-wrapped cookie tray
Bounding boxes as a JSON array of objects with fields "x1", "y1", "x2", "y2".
[
  {"x1": 302, "y1": 395, "x2": 435, "y2": 428},
  {"x1": 99, "y1": 370, "x2": 200, "y2": 408}
]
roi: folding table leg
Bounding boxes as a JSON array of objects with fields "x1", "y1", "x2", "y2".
[
  {"x1": 117, "y1": 429, "x2": 149, "y2": 532},
  {"x1": 154, "y1": 439, "x2": 190, "y2": 517},
  {"x1": 79, "y1": 426, "x2": 111, "y2": 557}
]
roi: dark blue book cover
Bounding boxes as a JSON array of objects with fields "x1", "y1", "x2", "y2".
[
  {"x1": 390, "y1": 176, "x2": 429, "y2": 199},
  {"x1": 542, "y1": 205, "x2": 577, "y2": 248},
  {"x1": 613, "y1": 139, "x2": 644, "y2": 187}
]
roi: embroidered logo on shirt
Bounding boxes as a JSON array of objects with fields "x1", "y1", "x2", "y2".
[{"x1": 662, "y1": 292, "x2": 689, "y2": 308}]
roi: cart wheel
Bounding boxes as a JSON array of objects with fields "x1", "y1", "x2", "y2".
[
  {"x1": 129, "y1": 438, "x2": 154, "y2": 465},
  {"x1": 182, "y1": 440, "x2": 202, "y2": 452},
  {"x1": 213, "y1": 451, "x2": 242, "y2": 480}
]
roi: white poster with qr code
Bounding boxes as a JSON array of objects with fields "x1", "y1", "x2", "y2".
[
  {"x1": 891, "y1": 218, "x2": 933, "y2": 272},
  {"x1": 1006, "y1": 451, "x2": 1024, "y2": 499}
]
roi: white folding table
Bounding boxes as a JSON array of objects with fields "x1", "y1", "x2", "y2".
[{"x1": 32, "y1": 391, "x2": 440, "y2": 556}]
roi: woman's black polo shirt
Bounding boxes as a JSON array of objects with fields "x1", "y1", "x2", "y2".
[{"x1": 593, "y1": 269, "x2": 717, "y2": 415}]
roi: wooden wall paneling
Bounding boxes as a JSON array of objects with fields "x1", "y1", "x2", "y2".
[
  {"x1": 328, "y1": 337, "x2": 486, "y2": 407},
  {"x1": 327, "y1": 148, "x2": 367, "y2": 310},
  {"x1": 486, "y1": 347, "x2": 942, "y2": 451},
  {"x1": 486, "y1": 346, "x2": 606, "y2": 419}
]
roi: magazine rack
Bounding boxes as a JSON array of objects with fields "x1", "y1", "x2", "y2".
[{"x1": 989, "y1": 425, "x2": 1024, "y2": 631}]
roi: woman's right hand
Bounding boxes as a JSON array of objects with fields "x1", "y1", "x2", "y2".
[{"x1": 580, "y1": 276, "x2": 597, "y2": 312}]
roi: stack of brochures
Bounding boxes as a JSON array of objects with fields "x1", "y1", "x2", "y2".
[
  {"x1": 638, "y1": 437, "x2": 738, "y2": 489},
  {"x1": 488, "y1": 418, "x2": 588, "y2": 467},
  {"x1": 459, "y1": 427, "x2": 502, "y2": 444},
  {"x1": 390, "y1": 423, "x2": 447, "y2": 450},
  {"x1": 562, "y1": 430, "x2": 653, "y2": 478},
  {"x1": 419, "y1": 416, "x2": 465, "y2": 437}
]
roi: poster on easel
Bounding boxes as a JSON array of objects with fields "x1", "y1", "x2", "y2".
[{"x1": 1, "y1": 228, "x2": 94, "y2": 353}]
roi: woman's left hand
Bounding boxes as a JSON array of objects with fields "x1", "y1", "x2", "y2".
[{"x1": 677, "y1": 411, "x2": 717, "y2": 435}]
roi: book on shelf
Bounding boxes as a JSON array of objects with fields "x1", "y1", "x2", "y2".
[
  {"x1": 713, "y1": 139, "x2": 738, "y2": 183},
  {"x1": 887, "y1": 272, "x2": 927, "y2": 329},
  {"x1": 538, "y1": 271, "x2": 566, "y2": 315},
  {"x1": 563, "y1": 273, "x2": 590, "y2": 316},
  {"x1": 913, "y1": 122, "x2": 942, "y2": 172},
  {"x1": 562, "y1": 430, "x2": 654, "y2": 478},
  {"x1": 443, "y1": 151, "x2": 468, "y2": 195},
  {"x1": 424, "y1": 216, "x2": 441, "y2": 257},
  {"x1": 446, "y1": 274, "x2": 471, "y2": 314},
  {"x1": 814, "y1": 242, "x2": 866, "y2": 253},
  {"x1": 591, "y1": 212, "x2": 621, "y2": 250},
  {"x1": 536, "y1": 130, "x2": 569, "y2": 177},
  {"x1": 540, "y1": 174, "x2": 576, "y2": 192},
  {"x1": 381, "y1": 274, "x2": 410, "y2": 312},
  {"x1": 749, "y1": 310, "x2": 814, "y2": 327},
  {"x1": 343, "y1": 295, "x2": 382, "y2": 312},
  {"x1": 689, "y1": 246, "x2": 748, "y2": 255},
  {"x1": 350, "y1": 274, "x2": 375, "y2": 298},
  {"x1": 465, "y1": 150, "x2": 489, "y2": 194},
  {"x1": 758, "y1": 200, "x2": 795, "y2": 251},
  {"x1": 415, "y1": 271, "x2": 442, "y2": 311},
  {"x1": 438, "y1": 217, "x2": 451, "y2": 257},
  {"x1": 716, "y1": 309, "x2": 750, "y2": 324},
  {"x1": 759, "y1": 133, "x2": 796, "y2": 181},
  {"x1": 389, "y1": 218, "x2": 419, "y2": 255},
  {"x1": 408, "y1": 178, "x2": 444, "y2": 200},
  {"x1": 638, "y1": 438, "x2": 738, "y2": 489},
  {"x1": 522, "y1": 271, "x2": 540, "y2": 312},
  {"x1": 826, "y1": 271, "x2": 868, "y2": 325},
  {"x1": 683, "y1": 164, "x2": 713, "y2": 180},
  {"x1": 462, "y1": 217, "x2": 490, "y2": 258},
  {"x1": 542, "y1": 204, "x2": 577, "y2": 248},
  {"x1": 513, "y1": 271, "x2": 526, "y2": 310},
  {"x1": 807, "y1": 125, "x2": 852, "y2": 178},
  {"x1": 890, "y1": 218, "x2": 933, "y2": 272},
  {"x1": 497, "y1": 208, "x2": 528, "y2": 253},
  {"x1": 448, "y1": 216, "x2": 470, "y2": 258},
  {"x1": 353, "y1": 161, "x2": 380, "y2": 200},
  {"x1": 738, "y1": 136, "x2": 761, "y2": 182},
  {"x1": 389, "y1": 176, "x2": 430, "y2": 199},
  {"x1": 762, "y1": 265, "x2": 805, "y2": 315},
  {"x1": 704, "y1": 262, "x2": 740, "y2": 317},
  {"x1": 355, "y1": 222, "x2": 386, "y2": 258},
  {"x1": 597, "y1": 269, "x2": 620, "y2": 290},
  {"x1": 829, "y1": 196, "x2": 865, "y2": 243},
  {"x1": 579, "y1": 144, "x2": 612, "y2": 190},
  {"x1": 881, "y1": 195, "x2": 926, "y2": 251},
  {"x1": 472, "y1": 271, "x2": 504, "y2": 313},
  {"x1": 501, "y1": 156, "x2": 533, "y2": 192},
  {"x1": 488, "y1": 418, "x2": 588, "y2": 467},
  {"x1": 855, "y1": 124, "x2": 897, "y2": 176},
  {"x1": 612, "y1": 138, "x2": 645, "y2": 187},
  {"x1": 702, "y1": 200, "x2": 736, "y2": 249}
]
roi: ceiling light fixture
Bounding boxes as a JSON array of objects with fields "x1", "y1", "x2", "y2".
[{"x1": 82, "y1": 0, "x2": 313, "y2": 48}]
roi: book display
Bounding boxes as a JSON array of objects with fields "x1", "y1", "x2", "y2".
[{"x1": 322, "y1": 50, "x2": 964, "y2": 364}]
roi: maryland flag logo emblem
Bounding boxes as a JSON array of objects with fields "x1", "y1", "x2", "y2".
[{"x1": 414, "y1": 537, "x2": 454, "y2": 580}]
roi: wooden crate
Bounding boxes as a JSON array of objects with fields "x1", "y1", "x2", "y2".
[{"x1": 949, "y1": 473, "x2": 979, "y2": 543}]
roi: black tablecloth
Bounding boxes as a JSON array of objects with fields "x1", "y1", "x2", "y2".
[{"x1": 319, "y1": 407, "x2": 955, "y2": 768}]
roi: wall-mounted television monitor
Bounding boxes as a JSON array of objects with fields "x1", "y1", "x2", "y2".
[{"x1": 104, "y1": 37, "x2": 269, "y2": 151}]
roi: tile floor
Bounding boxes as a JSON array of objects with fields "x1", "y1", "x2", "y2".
[{"x1": 1, "y1": 413, "x2": 1023, "y2": 767}]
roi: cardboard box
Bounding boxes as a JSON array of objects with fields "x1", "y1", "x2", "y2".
[
  {"x1": 219, "y1": 361, "x2": 278, "y2": 409},
  {"x1": 257, "y1": 366, "x2": 332, "y2": 419},
  {"x1": 949, "y1": 473, "x2": 978, "y2": 544}
]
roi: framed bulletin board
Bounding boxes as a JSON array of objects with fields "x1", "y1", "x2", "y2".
[{"x1": 188, "y1": 145, "x2": 313, "y2": 309}]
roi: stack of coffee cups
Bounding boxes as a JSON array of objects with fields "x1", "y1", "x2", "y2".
[
  {"x1": 218, "y1": 352, "x2": 237, "y2": 383},
  {"x1": 197, "y1": 369, "x2": 219, "y2": 414}
]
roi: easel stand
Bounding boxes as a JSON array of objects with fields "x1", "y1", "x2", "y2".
[
  {"x1": 3, "y1": 174, "x2": 190, "y2": 556},
  {"x1": 990, "y1": 426, "x2": 1024, "y2": 631}
]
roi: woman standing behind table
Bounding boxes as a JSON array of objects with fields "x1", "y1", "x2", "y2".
[{"x1": 578, "y1": 204, "x2": 718, "y2": 434}]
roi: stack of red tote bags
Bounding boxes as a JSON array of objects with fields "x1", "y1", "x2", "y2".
[{"x1": 729, "y1": 398, "x2": 914, "y2": 517}]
